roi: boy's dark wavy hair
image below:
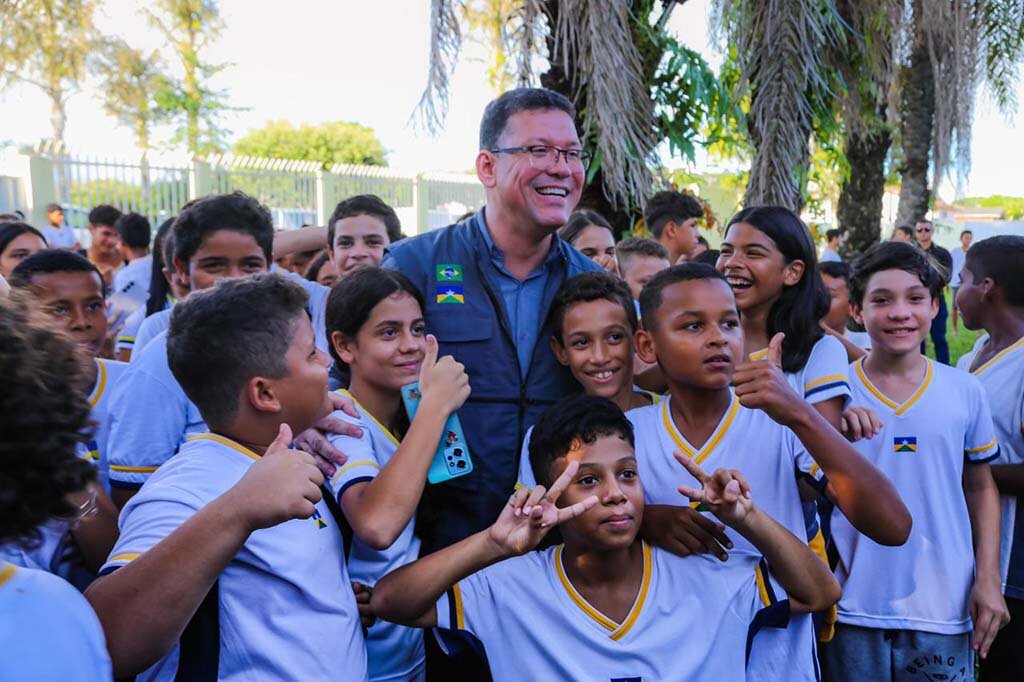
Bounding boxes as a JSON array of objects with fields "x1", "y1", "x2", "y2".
[
  {"x1": 0, "y1": 297, "x2": 96, "y2": 547},
  {"x1": 725, "y1": 206, "x2": 828, "y2": 373}
]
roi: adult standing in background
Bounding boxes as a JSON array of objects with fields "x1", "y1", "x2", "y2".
[
  {"x1": 949, "y1": 228, "x2": 973, "y2": 336},
  {"x1": 41, "y1": 203, "x2": 81, "y2": 251},
  {"x1": 915, "y1": 219, "x2": 953, "y2": 363},
  {"x1": 383, "y1": 88, "x2": 600, "y2": 554}
]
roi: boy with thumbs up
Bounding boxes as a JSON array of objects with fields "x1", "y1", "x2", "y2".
[
  {"x1": 627, "y1": 263, "x2": 910, "y2": 681},
  {"x1": 85, "y1": 274, "x2": 369, "y2": 681}
]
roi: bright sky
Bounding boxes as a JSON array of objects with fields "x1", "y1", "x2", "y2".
[{"x1": 1, "y1": 0, "x2": 1020, "y2": 199}]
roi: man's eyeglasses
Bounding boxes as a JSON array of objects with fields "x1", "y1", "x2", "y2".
[
  {"x1": 489, "y1": 145, "x2": 592, "y2": 172},
  {"x1": 916, "y1": 227, "x2": 933, "y2": 233}
]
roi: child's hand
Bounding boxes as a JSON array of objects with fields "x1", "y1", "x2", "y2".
[
  {"x1": 675, "y1": 452, "x2": 754, "y2": 529},
  {"x1": 226, "y1": 424, "x2": 325, "y2": 531},
  {"x1": 641, "y1": 503, "x2": 733, "y2": 561},
  {"x1": 841, "y1": 406, "x2": 883, "y2": 442},
  {"x1": 969, "y1": 574, "x2": 1010, "y2": 659},
  {"x1": 352, "y1": 582, "x2": 376, "y2": 635},
  {"x1": 294, "y1": 392, "x2": 363, "y2": 477},
  {"x1": 733, "y1": 333, "x2": 804, "y2": 425},
  {"x1": 419, "y1": 334, "x2": 470, "y2": 416},
  {"x1": 488, "y1": 461, "x2": 598, "y2": 557}
]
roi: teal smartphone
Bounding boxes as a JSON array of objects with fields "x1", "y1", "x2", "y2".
[{"x1": 401, "y1": 382, "x2": 473, "y2": 484}]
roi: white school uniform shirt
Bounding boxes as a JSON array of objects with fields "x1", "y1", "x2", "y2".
[
  {"x1": 78, "y1": 357, "x2": 129, "y2": 492},
  {"x1": 113, "y1": 255, "x2": 152, "y2": 308},
  {"x1": 435, "y1": 542, "x2": 780, "y2": 681},
  {"x1": 326, "y1": 391, "x2": 425, "y2": 682},
  {"x1": 106, "y1": 331, "x2": 206, "y2": 491},
  {"x1": 0, "y1": 562, "x2": 112, "y2": 681},
  {"x1": 102, "y1": 433, "x2": 368, "y2": 682},
  {"x1": 516, "y1": 389, "x2": 663, "y2": 489},
  {"x1": 958, "y1": 335, "x2": 1024, "y2": 599},
  {"x1": 116, "y1": 297, "x2": 174, "y2": 359},
  {"x1": 133, "y1": 307, "x2": 173, "y2": 359},
  {"x1": 749, "y1": 334, "x2": 851, "y2": 409},
  {"x1": 628, "y1": 394, "x2": 825, "y2": 681},
  {"x1": 844, "y1": 329, "x2": 871, "y2": 351},
  {"x1": 832, "y1": 358, "x2": 999, "y2": 634}
]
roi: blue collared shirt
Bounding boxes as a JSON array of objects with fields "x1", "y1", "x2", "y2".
[{"x1": 476, "y1": 217, "x2": 561, "y2": 378}]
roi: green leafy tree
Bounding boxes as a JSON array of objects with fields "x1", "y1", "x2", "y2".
[
  {"x1": 0, "y1": 0, "x2": 99, "y2": 148},
  {"x1": 90, "y1": 39, "x2": 172, "y2": 151},
  {"x1": 232, "y1": 121, "x2": 387, "y2": 168},
  {"x1": 143, "y1": 0, "x2": 231, "y2": 155}
]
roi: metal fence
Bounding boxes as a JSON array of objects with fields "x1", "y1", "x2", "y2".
[{"x1": 2, "y1": 146, "x2": 486, "y2": 235}]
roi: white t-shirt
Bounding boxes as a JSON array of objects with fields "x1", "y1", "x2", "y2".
[
  {"x1": 326, "y1": 390, "x2": 425, "y2": 682},
  {"x1": 112, "y1": 255, "x2": 152, "y2": 308},
  {"x1": 958, "y1": 335, "x2": 1024, "y2": 599},
  {"x1": 41, "y1": 224, "x2": 80, "y2": 249},
  {"x1": 628, "y1": 393, "x2": 825, "y2": 681},
  {"x1": 106, "y1": 331, "x2": 206, "y2": 491},
  {"x1": 102, "y1": 433, "x2": 368, "y2": 681},
  {"x1": 820, "y1": 247, "x2": 841, "y2": 263},
  {"x1": 749, "y1": 334, "x2": 852, "y2": 409},
  {"x1": 116, "y1": 298, "x2": 174, "y2": 359},
  {"x1": 844, "y1": 330, "x2": 872, "y2": 351},
  {"x1": 0, "y1": 562, "x2": 112, "y2": 681},
  {"x1": 950, "y1": 247, "x2": 968, "y2": 288},
  {"x1": 832, "y1": 358, "x2": 999, "y2": 633},
  {"x1": 435, "y1": 543, "x2": 779, "y2": 681}
]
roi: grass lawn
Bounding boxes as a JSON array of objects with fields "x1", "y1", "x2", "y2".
[{"x1": 922, "y1": 290, "x2": 980, "y2": 367}]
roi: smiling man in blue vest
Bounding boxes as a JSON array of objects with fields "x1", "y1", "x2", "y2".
[{"x1": 383, "y1": 89, "x2": 601, "y2": 557}]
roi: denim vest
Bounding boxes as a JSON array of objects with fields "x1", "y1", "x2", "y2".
[{"x1": 384, "y1": 211, "x2": 600, "y2": 552}]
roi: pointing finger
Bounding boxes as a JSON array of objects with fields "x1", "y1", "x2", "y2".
[{"x1": 673, "y1": 451, "x2": 709, "y2": 484}]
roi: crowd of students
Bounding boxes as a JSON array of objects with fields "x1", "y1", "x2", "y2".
[{"x1": 1, "y1": 87, "x2": 1023, "y2": 682}]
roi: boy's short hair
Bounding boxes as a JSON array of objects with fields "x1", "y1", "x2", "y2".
[
  {"x1": 9, "y1": 249, "x2": 105, "y2": 297},
  {"x1": 638, "y1": 262, "x2": 728, "y2": 331},
  {"x1": 88, "y1": 204, "x2": 122, "y2": 228},
  {"x1": 616, "y1": 237, "x2": 669, "y2": 276},
  {"x1": 0, "y1": 298, "x2": 96, "y2": 547},
  {"x1": 114, "y1": 212, "x2": 152, "y2": 249},
  {"x1": 819, "y1": 261, "x2": 851, "y2": 282},
  {"x1": 167, "y1": 273, "x2": 309, "y2": 428},
  {"x1": 45, "y1": 203, "x2": 63, "y2": 213},
  {"x1": 643, "y1": 191, "x2": 704, "y2": 238},
  {"x1": 528, "y1": 394, "x2": 635, "y2": 488},
  {"x1": 826, "y1": 228, "x2": 841, "y2": 242},
  {"x1": 326, "y1": 194, "x2": 402, "y2": 245},
  {"x1": 964, "y1": 235, "x2": 1024, "y2": 306},
  {"x1": 892, "y1": 225, "x2": 915, "y2": 240},
  {"x1": 960, "y1": 229, "x2": 973, "y2": 238},
  {"x1": 693, "y1": 249, "x2": 720, "y2": 266},
  {"x1": 479, "y1": 88, "x2": 576, "y2": 150},
  {"x1": 548, "y1": 271, "x2": 638, "y2": 343},
  {"x1": 848, "y1": 241, "x2": 945, "y2": 306},
  {"x1": 172, "y1": 192, "x2": 274, "y2": 267}
]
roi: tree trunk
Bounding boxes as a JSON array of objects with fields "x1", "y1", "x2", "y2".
[
  {"x1": 49, "y1": 91, "x2": 67, "y2": 150},
  {"x1": 838, "y1": 124, "x2": 891, "y2": 258},
  {"x1": 895, "y1": 0, "x2": 934, "y2": 228}
]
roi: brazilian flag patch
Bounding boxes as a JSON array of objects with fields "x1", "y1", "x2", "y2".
[
  {"x1": 436, "y1": 285, "x2": 465, "y2": 304},
  {"x1": 893, "y1": 436, "x2": 917, "y2": 453},
  {"x1": 436, "y1": 264, "x2": 463, "y2": 282}
]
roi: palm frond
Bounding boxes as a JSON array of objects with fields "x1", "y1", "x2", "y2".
[
  {"x1": 415, "y1": 0, "x2": 464, "y2": 134},
  {"x1": 507, "y1": 0, "x2": 547, "y2": 86},
  {"x1": 554, "y1": 0, "x2": 658, "y2": 209},
  {"x1": 981, "y1": 0, "x2": 1024, "y2": 115}
]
